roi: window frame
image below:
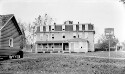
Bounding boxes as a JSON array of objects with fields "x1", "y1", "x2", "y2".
[{"x1": 9, "y1": 38, "x2": 13, "y2": 47}]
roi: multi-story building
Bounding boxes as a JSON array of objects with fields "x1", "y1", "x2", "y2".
[{"x1": 35, "y1": 21, "x2": 95, "y2": 53}]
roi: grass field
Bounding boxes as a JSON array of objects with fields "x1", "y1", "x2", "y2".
[{"x1": 0, "y1": 51, "x2": 125, "y2": 74}]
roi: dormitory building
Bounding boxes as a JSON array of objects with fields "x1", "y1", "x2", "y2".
[{"x1": 35, "y1": 21, "x2": 95, "y2": 53}]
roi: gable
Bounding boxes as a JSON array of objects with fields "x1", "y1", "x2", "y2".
[
  {"x1": 0, "y1": 14, "x2": 22, "y2": 35},
  {"x1": 0, "y1": 14, "x2": 13, "y2": 29}
]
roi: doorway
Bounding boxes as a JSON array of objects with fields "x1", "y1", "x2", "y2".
[{"x1": 63, "y1": 43, "x2": 69, "y2": 51}]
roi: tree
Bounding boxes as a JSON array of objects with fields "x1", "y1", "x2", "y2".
[
  {"x1": 17, "y1": 20, "x2": 27, "y2": 49},
  {"x1": 33, "y1": 14, "x2": 54, "y2": 26},
  {"x1": 97, "y1": 34, "x2": 119, "y2": 51},
  {"x1": 122, "y1": 41, "x2": 125, "y2": 50},
  {"x1": 120, "y1": 0, "x2": 125, "y2": 3}
]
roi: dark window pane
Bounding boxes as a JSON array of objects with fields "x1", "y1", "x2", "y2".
[
  {"x1": 43, "y1": 26, "x2": 46, "y2": 31},
  {"x1": 65, "y1": 25, "x2": 73, "y2": 31},
  {"x1": 49, "y1": 26, "x2": 51, "y2": 31},
  {"x1": 82, "y1": 24, "x2": 85, "y2": 30},
  {"x1": 63, "y1": 36, "x2": 65, "y2": 38},
  {"x1": 88, "y1": 24, "x2": 93, "y2": 30},
  {"x1": 76, "y1": 25, "x2": 79, "y2": 31},
  {"x1": 73, "y1": 36, "x2": 76, "y2": 38},
  {"x1": 55, "y1": 25, "x2": 62, "y2": 31}
]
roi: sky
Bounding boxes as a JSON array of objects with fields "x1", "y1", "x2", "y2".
[{"x1": 0, "y1": 0, "x2": 125, "y2": 43}]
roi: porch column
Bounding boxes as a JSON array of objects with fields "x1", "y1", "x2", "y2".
[
  {"x1": 35, "y1": 44, "x2": 37, "y2": 53},
  {"x1": 62, "y1": 43, "x2": 63, "y2": 53},
  {"x1": 47, "y1": 43, "x2": 48, "y2": 51},
  {"x1": 53, "y1": 43, "x2": 54, "y2": 51}
]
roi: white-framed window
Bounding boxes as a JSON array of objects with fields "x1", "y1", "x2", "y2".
[
  {"x1": 79, "y1": 24, "x2": 82, "y2": 31},
  {"x1": 62, "y1": 33, "x2": 65, "y2": 38},
  {"x1": 9, "y1": 38, "x2": 13, "y2": 47},
  {"x1": 51, "y1": 33, "x2": 54, "y2": 39},
  {"x1": 40, "y1": 26, "x2": 43, "y2": 32},
  {"x1": 73, "y1": 33, "x2": 76, "y2": 38},
  {"x1": 79, "y1": 33, "x2": 82, "y2": 38},
  {"x1": 46, "y1": 25, "x2": 49, "y2": 32},
  {"x1": 51, "y1": 25, "x2": 55, "y2": 31},
  {"x1": 62, "y1": 25, "x2": 65, "y2": 31},
  {"x1": 73, "y1": 24, "x2": 76, "y2": 31}
]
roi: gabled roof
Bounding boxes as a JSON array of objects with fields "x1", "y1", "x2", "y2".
[
  {"x1": 0, "y1": 14, "x2": 23, "y2": 35},
  {"x1": 0, "y1": 14, "x2": 13, "y2": 29}
]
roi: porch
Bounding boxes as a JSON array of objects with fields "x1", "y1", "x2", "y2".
[{"x1": 36, "y1": 42, "x2": 69, "y2": 53}]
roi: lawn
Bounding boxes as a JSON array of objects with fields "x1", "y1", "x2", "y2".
[{"x1": 0, "y1": 51, "x2": 125, "y2": 74}]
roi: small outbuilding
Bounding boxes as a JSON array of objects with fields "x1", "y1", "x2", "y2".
[{"x1": 0, "y1": 14, "x2": 24, "y2": 59}]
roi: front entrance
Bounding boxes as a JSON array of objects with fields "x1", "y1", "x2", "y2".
[{"x1": 63, "y1": 43, "x2": 69, "y2": 51}]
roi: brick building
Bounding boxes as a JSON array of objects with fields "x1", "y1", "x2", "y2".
[{"x1": 35, "y1": 21, "x2": 95, "y2": 53}]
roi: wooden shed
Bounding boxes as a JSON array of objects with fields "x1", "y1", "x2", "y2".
[{"x1": 0, "y1": 14, "x2": 24, "y2": 59}]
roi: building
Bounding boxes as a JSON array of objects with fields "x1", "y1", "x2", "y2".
[
  {"x1": 0, "y1": 14, "x2": 24, "y2": 59},
  {"x1": 35, "y1": 21, "x2": 95, "y2": 53}
]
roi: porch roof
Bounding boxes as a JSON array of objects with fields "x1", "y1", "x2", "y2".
[
  {"x1": 35, "y1": 38, "x2": 88, "y2": 44},
  {"x1": 35, "y1": 40, "x2": 67, "y2": 44},
  {"x1": 67, "y1": 38, "x2": 88, "y2": 42}
]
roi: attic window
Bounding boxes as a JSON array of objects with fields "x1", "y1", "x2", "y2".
[{"x1": 9, "y1": 38, "x2": 13, "y2": 47}]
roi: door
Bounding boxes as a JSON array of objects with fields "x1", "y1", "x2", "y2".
[
  {"x1": 71, "y1": 43, "x2": 74, "y2": 52},
  {"x1": 63, "y1": 43, "x2": 69, "y2": 51}
]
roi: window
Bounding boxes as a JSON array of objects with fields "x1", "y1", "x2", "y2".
[
  {"x1": 63, "y1": 36, "x2": 65, "y2": 38},
  {"x1": 62, "y1": 25, "x2": 65, "y2": 31},
  {"x1": 52, "y1": 34, "x2": 54, "y2": 39},
  {"x1": 9, "y1": 38, "x2": 13, "y2": 47},
  {"x1": 76, "y1": 25, "x2": 79, "y2": 31},
  {"x1": 51, "y1": 25, "x2": 55, "y2": 31},
  {"x1": 73, "y1": 36, "x2": 76, "y2": 38},
  {"x1": 52, "y1": 37, "x2": 54, "y2": 39},
  {"x1": 65, "y1": 25, "x2": 73, "y2": 31},
  {"x1": 88, "y1": 24, "x2": 93, "y2": 30},
  {"x1": 73, "y1": 25, "x2": 76, "y2": 31},
  {"x1": 73, "y1": 33, "x2": 76, "y2": 38},
  {"x1": 40, "y1": 26, "x2": 43, "y2": 32},
  {"x1": 79, "y1": 25, "x2": 82, "y2": 31},
  {"x1": 62, "y1": 33, "x2": 65, "y2": 38}
]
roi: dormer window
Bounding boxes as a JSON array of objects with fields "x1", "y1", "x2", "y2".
[{"x1": 9, "y1": 38, "x2": 13, "y2": 47}]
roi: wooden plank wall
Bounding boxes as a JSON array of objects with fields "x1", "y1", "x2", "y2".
[{"x1": 0, "y1": 19, "x2": 21, "y2": 49}]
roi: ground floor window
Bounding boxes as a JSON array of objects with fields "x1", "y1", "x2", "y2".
[{"x1": 9, "y1": 38, "x2": 13, "y2": 47}]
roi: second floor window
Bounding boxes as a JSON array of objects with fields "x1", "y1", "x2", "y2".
[
  {"x1": 73, "y1": 36, "x2": 76, "y2": 38},
  {"x1": 63, "y1": 36, "x2": 65, "y2": 38},
  {"x1": 52, "y1": 34, "x2": 54, "y2": 39}
]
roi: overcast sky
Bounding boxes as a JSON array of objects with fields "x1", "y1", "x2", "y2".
[{"x1": 0, "y1": 0, "x2": 125, "y2": 43}]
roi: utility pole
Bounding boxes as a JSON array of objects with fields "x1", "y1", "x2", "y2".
[{"x1": 109, "y1": 38, "x2": 110, "y2": 57}]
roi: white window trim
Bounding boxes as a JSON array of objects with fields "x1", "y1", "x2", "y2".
[
  {"x1": 9, "y1": 38, "x2": 13, "y2": 47},
  {"x1": 62, "y1": 25, "x2": 65, "y2": 31},
  {"x1": 40, "y1": 26, "x2": 43, "y2": 32},
  {"x1": 51, "y1": 25, "x2": 55, "y2": 31},
  {"x1": 73, "y1": 25, "x2": 76, "y2": 31},
  {"x1": 62, "y1": 33, "x2": 65, "y2": 38},
  {"x1": 79, "y1": 24, "x2": 82, "y2": 31},
  {"x1": 51, "y1": 33, "x2": 54, "y2": 39}
]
